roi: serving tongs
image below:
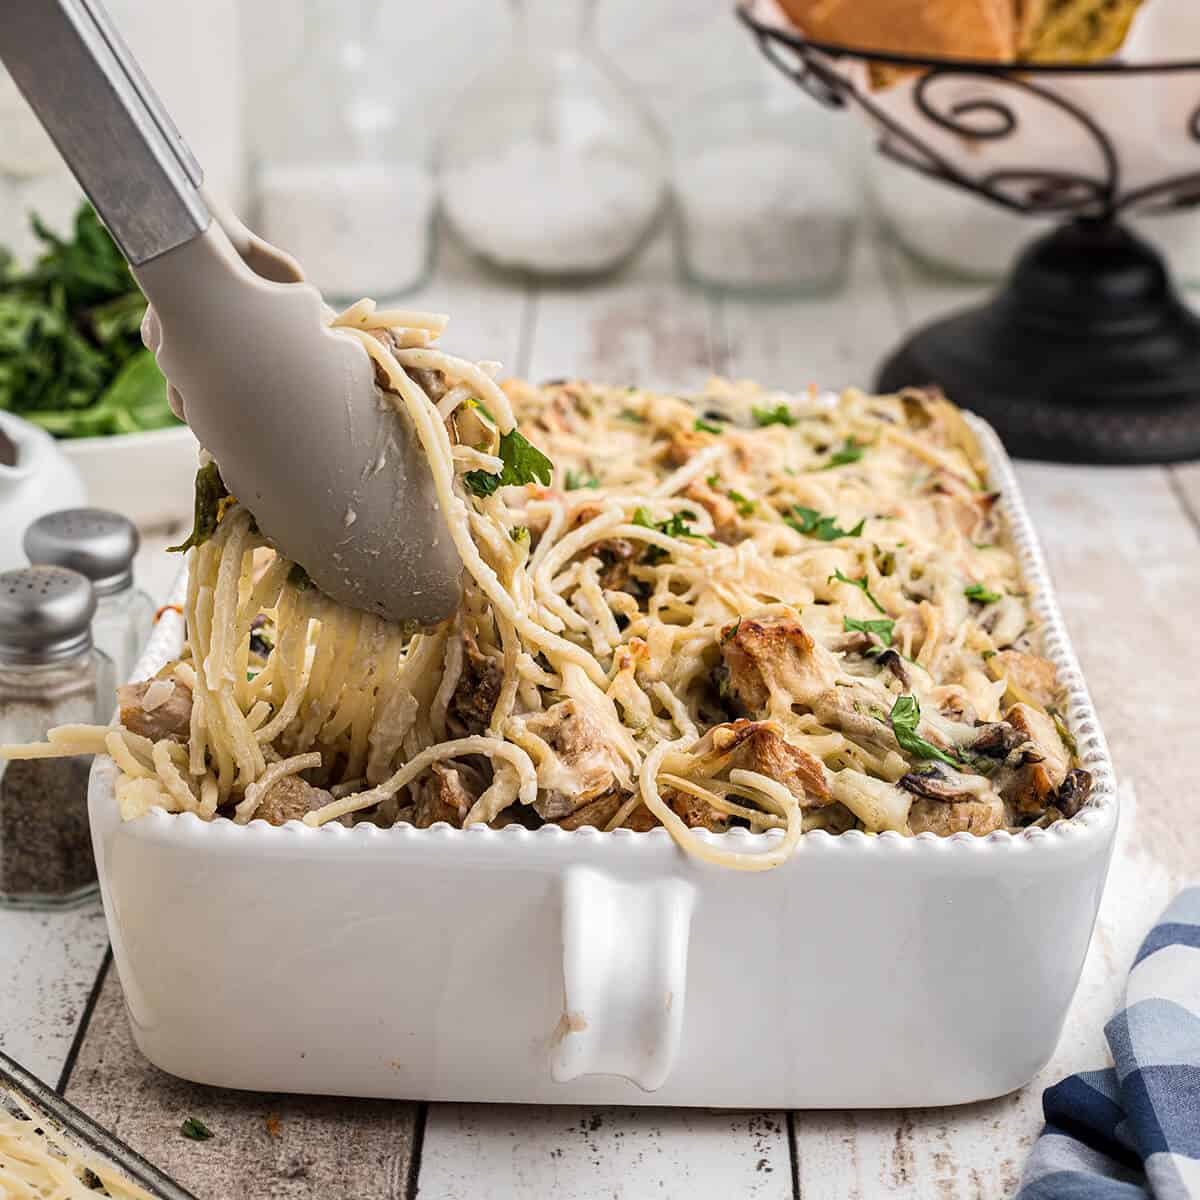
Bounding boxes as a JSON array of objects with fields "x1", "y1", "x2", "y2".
[{"x1": 0, "y1": 0, "x2": 461, "y2": 627}]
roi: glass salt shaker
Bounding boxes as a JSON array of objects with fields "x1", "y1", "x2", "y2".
[
  {"x1": 671, "y1": 86, "x2": 861, "y2": 297},
  {"x1": 251, "y1": 0, "x2": 436, "y2": 301},
  {"x1": 0, "y1": 566, "x2": 114, "y2": 909},
  {"x1": 437, "y1": 0, "x2": 667, "y2": 280},
  {"x1": 24, "y1": 509, "x2": 154, "y2": 684}
]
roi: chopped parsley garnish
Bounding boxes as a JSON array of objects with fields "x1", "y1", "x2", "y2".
[
  {"x1": 181, "y1": 1117, "x2": 214, "y2": 1142},
  {"x1": 632, "y1": 506, "x2": 717, "y2": 556},
  {"x1": 168, "y1": 461, "x2": 229, "y2": 553},
  {"x1": 786, "y1": 506, "x2": 865, "y2": 542},
  {"x1": 464, "y1": 428, "x2": 553, "y2": 497},
  {"x1": 829, "y1": 568, "x2": 887, "y2": 614},
  {"x1": 510, "y1": 525, "x2": 529, "y2": 543},
  {"x1": 843, "y1": 616, "x2": 894, "y2": 645},
  {"x1": 565, "y1": 469, "x2": 600, "y2": 490},
  {"x1": 721, "y1": 617, "x2": 741, "y2": 644},
  {"x1": 823, "y1": 437, "x2": 866, "y2": 469},
  {"x1": 728, "y1": 489, "x2": 756, "y2": 517},
  {"x1": 888, "y1": 695, "x2": 963, "y2": 769},
  {"x1": 751, "y1": 403, "x2": 795, "y2": 428},
  {"x1": 694, "y1": 417, "x2": 723, "y2": 434},
  {"x1": 618, "y1": 407, "x2": 644, "y2": 423},
  {"x1": 964, "y1": 583, "x2": 1002, "y2": 603}
]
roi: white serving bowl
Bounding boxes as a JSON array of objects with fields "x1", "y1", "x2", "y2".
[
  {"x1": 58, "y1": 423, "x2": 199, "y2": 529},
  {"x1": 88, "y1": 415, "x2": 1118, "y2": 1106},
  {"x1": 0, "y1": 410, "x2": 86, "y2": 571}
]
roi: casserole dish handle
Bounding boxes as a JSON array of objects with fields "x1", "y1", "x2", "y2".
[{"x1": 552, "y1": 866, "x2": 695, "y2": 1092}]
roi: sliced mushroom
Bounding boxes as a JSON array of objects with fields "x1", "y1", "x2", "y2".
[
  {"x1": 1054, "y1": 768, "x2": 1093, "y2": 819},
  {"x1": 969, "y1": 721, "x2": 1028, "y2": 763},
  {"x1": 873, "y1": 649, "x2": 910, "y2": 688},
  {"x1": 898, "y1": 762, "x2": 980, "y2": 802}
]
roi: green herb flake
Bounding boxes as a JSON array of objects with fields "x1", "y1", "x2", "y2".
[
  {"x1": 785, "y1": 506, "x2": 865, "y2": 542},
  {"x1": 964, "y1": 583, "x2": 1002, "y2": 604},
  {"x1": 720, "y1": 617, "x2": 742, "y2": 644},
  {"x1": 618, "y1": 407, "x2": 644, "y2": 423},
  {"x1": 181, "y1": 1117, "x2": 214, "y2": 1142},
  {"x1": 633, "y1": 506, "x2": 717, "y2": 554},
  {"x1": 168, "y1": 461, "x2": 230, "y2": 553},
  {"x1": 751, "y1": 403, "x2": 795, "y2": 428},
  {"x1": 823, "y1": 436, "x2": 866, "y2": 469},
  {"x1": 727, "y1": 489, "x2": 757, "y2": 517},
  {"x1": 889, "y1": 695, "x2": 963, "y2": 769},
  {"x1": 843, "y1": 616, "x2": 894, "y2": 645},
  {"x1": 510, "y1": 525, "x2": 530, "y2": 543},
  {"x1": 694, "y1": 417, "x2": 723, "y2": 434},
  {"x1": 564, "y1": 469, "x2": 600, "y2": 491},
  {"x1": 828, "y1": 568, "x2": 887, "y2": 614},
  {"x1": 464, "y1": 428, "x2": 554, "y2": 498}
]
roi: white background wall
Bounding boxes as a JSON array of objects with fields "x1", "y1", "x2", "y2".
[{"x1": 238, "y1": 0, "x2": 771, "y2": 139}]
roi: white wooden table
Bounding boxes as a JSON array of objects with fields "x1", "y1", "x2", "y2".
[{"x1": 4, "y1": 231, "x2": 1198, "y2": 1200}]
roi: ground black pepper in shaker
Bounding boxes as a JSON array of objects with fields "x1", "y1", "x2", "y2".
[
  {"x1": 24, "y1": 508, "x2": 154, "y2": 684},
  {"x1": 0, "y1": 566, "x2": 114, "y2": 909}
]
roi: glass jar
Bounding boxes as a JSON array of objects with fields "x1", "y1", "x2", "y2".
[
  {"x1": 672, "y1": 86, "x2": 861, "y2": 297},
  {"x1": 437, "y1": 0, "x2": 666, "y2": 280},
  {"x1": 0, "y1": 567, "x2": 114, "y2": 909},
  {"x1": 24, "y1": 508, "x2": 154, "y2": 683},
  {"x1": 251, "y1": 0, "x2": 435, "y2": 300}
]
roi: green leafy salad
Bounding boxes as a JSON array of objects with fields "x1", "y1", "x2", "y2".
[{"x1": 0, "y1": 204, "x2": 175, "y2": 439}]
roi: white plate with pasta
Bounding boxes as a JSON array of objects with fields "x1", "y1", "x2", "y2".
[{"x1": 8, "y1": 302, "x2": 1117, "y2": 1104}]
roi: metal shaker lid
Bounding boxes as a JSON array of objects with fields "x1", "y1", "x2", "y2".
[
  {"x1": 0, "y1": 566, "x2": 96, "y2": 665},
  {"x1": 24, "y1": 508, "x2": 140, "y2": 597}
]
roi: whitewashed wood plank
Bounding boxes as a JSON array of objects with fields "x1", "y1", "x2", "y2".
[
  {"x1": 525, "y1": 235, "x2": 726, "y2": 390},
  {"x1": 719, "y1": 236, "x2": 906, "y2": 392},
  {"x1": 419, "y1": 1104, "x2": 792, "y2": 1200},
  {"x1": 1171, "y1": 463, "x2": 1200, "y2": 529},
  {"x1": 0, "y1": 907, "x2": 109, "y2": 1085},
  {"x1": 64, "y1": 964, "x2": 420, "y2": 1199}
]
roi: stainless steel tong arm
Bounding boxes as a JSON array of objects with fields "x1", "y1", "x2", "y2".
[{"x1": 0, "y1": 0, "x2": 210, "y2": 264}]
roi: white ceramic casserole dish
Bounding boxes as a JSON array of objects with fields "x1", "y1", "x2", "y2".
[{"x1": 87, "y1": 414, "x2": 1118, "y2": 1107}]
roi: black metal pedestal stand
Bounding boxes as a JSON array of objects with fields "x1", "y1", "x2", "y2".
[
  {"x1": 877, "y1": 220, "x2": 1200, "y2": 462},
  {"x1": 738, "y1": 1, "x2": 1200, "y2": 462}
]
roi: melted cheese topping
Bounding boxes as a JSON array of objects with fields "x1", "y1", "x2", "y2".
[{"x1": 2, "y1": 306, "x2": 1084, "y2": 868}]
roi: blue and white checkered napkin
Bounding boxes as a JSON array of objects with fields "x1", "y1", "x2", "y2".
[{"x1": 1019, "y1": 887, "x2": 1200, "y2": 1200}]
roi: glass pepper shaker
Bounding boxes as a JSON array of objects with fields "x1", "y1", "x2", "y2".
[
  {"x1": 24, "y1": 509, "x2": 154, "y2": 684},
  {"x1": 0, "y1": 566, "x2": 114, "y2": 909}
]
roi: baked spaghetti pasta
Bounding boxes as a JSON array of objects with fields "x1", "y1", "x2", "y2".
[{"x1": 1, "y1": 305, "x2": 1091, "y2": 870}]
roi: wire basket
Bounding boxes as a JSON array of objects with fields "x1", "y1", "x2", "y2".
[{"x1": 738, "y1": 0, "x2": 1200, "y2": 463}]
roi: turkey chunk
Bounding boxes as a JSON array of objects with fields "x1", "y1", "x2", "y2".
[
  {"x1": 719, "y1": 616, "x2": 838, "y2": 717},
  {"x1": 254, "y1": 775, "x2": 336, "y2": 826},
  {"x1": 1003, "y1": 702, "x2": 1070, "y2": 816},
  {"x1": 907, "y1": 796, "x2": 1005, "y2": 837},
  {"x1": 118, "y1": 678, "x2": 192, "y2": 743},
  {"x1": 691, "y1": 720, "x2": 831, "y2": 807},
  {"x1": 526, "y1": 700, "x2": 632, "y2": 820}
]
